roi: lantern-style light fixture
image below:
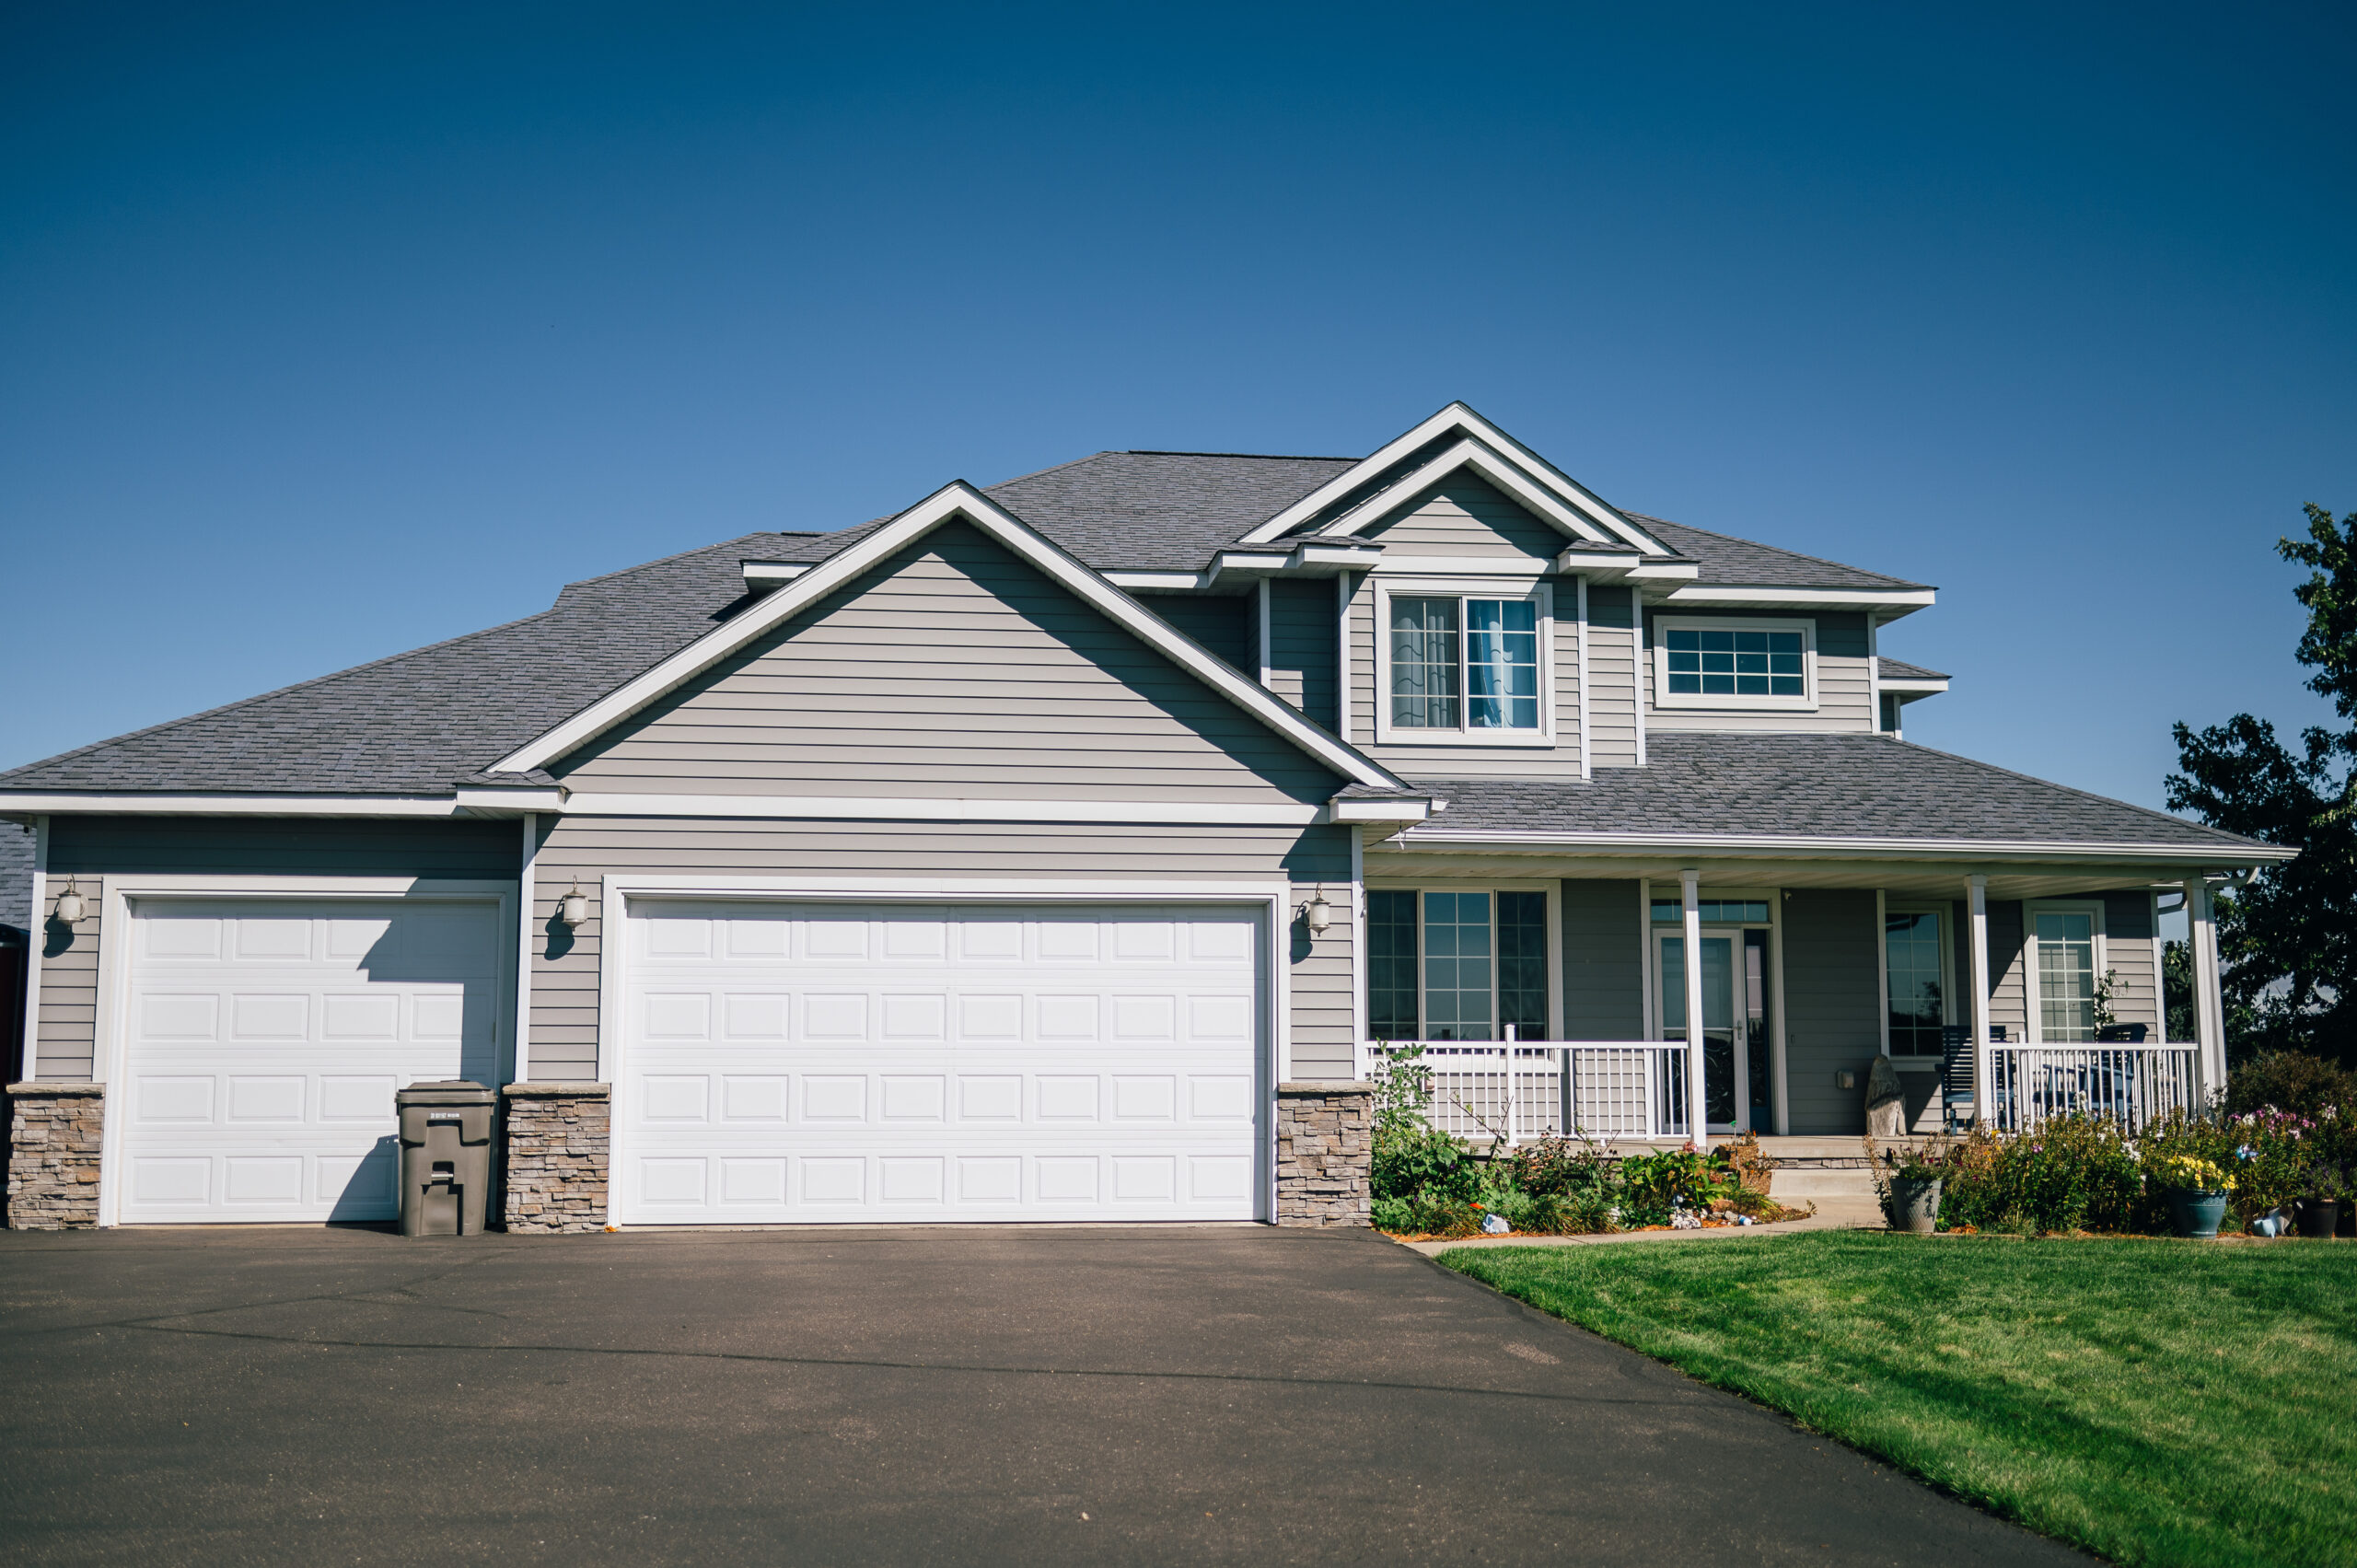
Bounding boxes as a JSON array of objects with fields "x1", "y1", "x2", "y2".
[
  {"x1": 559, "y1": 879, "x2": 589, "y2": 929},
  {"x1": 52, "y1": 877, "x2": 87, "y2": 925},
  {"x1": 1297, "y1": 888, "x2": 1333, "y2": 935}
]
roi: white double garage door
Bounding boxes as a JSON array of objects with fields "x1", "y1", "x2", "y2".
[{"x1": 116, "y1": 895, "x2": 1267, "y2": 1225}]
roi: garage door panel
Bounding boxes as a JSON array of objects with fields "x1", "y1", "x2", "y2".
[
  {"x1": 119, "y1": 900, "x2": 504, "y2": 1225},
  {"x1": 621, "y1": 901, "x2": 1263, "y2": 1225}
]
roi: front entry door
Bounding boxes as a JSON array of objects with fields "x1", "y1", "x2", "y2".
[{"x1": 1657, "y1": 930, "x2": 1747, "y2": 1133}]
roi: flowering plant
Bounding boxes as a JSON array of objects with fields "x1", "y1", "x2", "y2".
[{"x1": 2153, "y1": 1154, "x2": 2233, "y2": 1193}]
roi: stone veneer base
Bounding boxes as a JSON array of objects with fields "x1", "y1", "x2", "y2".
[
  {"x1": 1275, "y1": 1081, "x2": 1373, "y2": 1227},
  {"x1": 7, "y1": 1082, "x2": 107, "y2": 1230},
  {"x1": 502, "y1": 1084, "x2": 611, "y2": 1234}
]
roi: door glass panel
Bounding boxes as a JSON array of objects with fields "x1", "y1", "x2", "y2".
[
  {"x1": 2036, "y1": 912, "x2": 2096, "y2": 1042},
  {"x1": 1885, "y1": 911, "x2": 1945, "y2": 1055},
  {"x1": 1422, "y1": 892, "x2": 1492, "y2": 1040},
  {"x1": 1745, "y1": 928, "x2": 1772, "y2": 1128},
  {"x1": 1367, "y1": 890, "x2": 1419, "y2": 1040},
  {"x1": 1497, "y1": 890, "x2": 1548, "y2": 1040},
  {"x1": 1660, "y1": 935, "x2": 1739, "y2": 1127}
]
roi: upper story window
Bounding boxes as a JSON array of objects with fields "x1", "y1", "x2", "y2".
[
  {"x1": 1652, "y1": 616, "x2": 1817, "y2": 712},
  {"x1": 1379, "y1": 586, "x2": 1550, "y2": 744}
]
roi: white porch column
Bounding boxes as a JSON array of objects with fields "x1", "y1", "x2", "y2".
[
  {"x1": 1681, "y1": 869, "x2": 1705, "y2": 1142},
  {"x1": 1966, "y1": 874, "x2": 1991, "y2": 1125},
  {"x1": 2184, "y1": 877, "x2": 2226, "y2": 1102}
]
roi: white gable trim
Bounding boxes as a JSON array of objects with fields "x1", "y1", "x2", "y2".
[
  {"x1": 1236, "y1": 403, "x2": 1668, "y2": 554},
  {"x1": 489, "y1": 482, "x2": 1406, "y2": 789},
  {"x1": 1315, "y1": 436, "x2": 1618, "y2": 548}
]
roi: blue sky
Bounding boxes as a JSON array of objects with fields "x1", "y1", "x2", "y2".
[{"x1": 3, "y1": 2, "x2": 2352, "y2": 817}]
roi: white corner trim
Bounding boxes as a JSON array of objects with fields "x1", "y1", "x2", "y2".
[
  {"x1": 20, "y1": 816, "x2": 46, "y2": 1081},
  {"x1": 1336, "y1": 572, "x2": 1353, "y2": 743},
  {"x1": 488, "y1": 481, "x2": 1404, "y2": 791},
  {"x1": 557, "y1": 793, "x2": 1329, "y2": 825},
  {"x1": 1574, "y1": 575, "x2": 1592, "y2": 780},
  {"x1": 516, "y1": 813, "x2": 538, "y2": 1083},
  {"x1": 1867, "y1": 615, "x2": 1884, "y2": 735},
  {"x1": 1257, "y1": 579, "x2": 1272, "y2": 687},
  {"x1": 1236, "y1": 403, "x2": 1666, "y2": 553}
]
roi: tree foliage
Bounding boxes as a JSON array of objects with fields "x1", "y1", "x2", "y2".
[{"x1": 2167, "y1": 504, "x2": 2357, "y2": 1066}]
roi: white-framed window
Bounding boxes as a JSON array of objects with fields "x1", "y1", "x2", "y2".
[
  {"x1": 2026, "y1": 900, "x2": 2107, "y2": 1044},
  {"x1": 1366, "y1": 882, "x2": 1560, "y2": 1041},
  {"x1": 1374, "y1": 581, "x2": 1552, "y2": 745},
  {"x1": 1651, "y1": 615, "x2": 1817, "y2": 711},
  {"x1": 1883, "y1": 902, "x2": 1952, "y2": 1059}
]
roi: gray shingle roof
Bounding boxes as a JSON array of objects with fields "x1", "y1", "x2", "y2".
[
  {"x1": 1358, "y1": 732, "x2": 2270, "y2": 854},
  {"x1": 0, "y1": 533, "x2": 814, "y2": 795},
  {"x1": 1877, "y1": 656, "x2": 1949, "y2": 682},
  {"x1": 0, "y1": 447, "x2": 1939, "y2": 799},
  {"x1": 1626, "y1": 513, "x2": 1929, "y2": 591}
]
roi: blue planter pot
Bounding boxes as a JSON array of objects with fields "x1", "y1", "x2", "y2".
[{"x1": 2165, "y1": 1187, "x2": 2229, "y2": 1239}]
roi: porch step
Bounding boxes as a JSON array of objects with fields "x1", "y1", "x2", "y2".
[{"x1": 1770, "y1": 1167, "x2": 1883, "y2": 1200}]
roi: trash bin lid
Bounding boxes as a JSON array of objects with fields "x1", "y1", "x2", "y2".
[{"x1": 394, "y1": 1079, "x2": 495, "y2": 1103}]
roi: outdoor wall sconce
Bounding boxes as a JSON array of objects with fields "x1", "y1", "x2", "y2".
[
  {"x1": 559, "y1": 879, "x2": 589, "y2": 929},
  {"x1": 51, "y1": 877, "x2": 86, "y2": 925},
  {"x1": 1296, "y1": 889, "x2": 1333, "y2": 935}
]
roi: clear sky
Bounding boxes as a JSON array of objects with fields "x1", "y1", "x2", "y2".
[{"x1": 4, "y1": 2, "x2": 2352, "y2": 818}]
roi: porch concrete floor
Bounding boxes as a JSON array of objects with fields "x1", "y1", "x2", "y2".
[{"x1": 0, "y1": 1222, "x2": 2080, "y2": 1567}]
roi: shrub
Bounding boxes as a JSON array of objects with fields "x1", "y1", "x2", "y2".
[
  {"x1": 1505, "y1": 1133, "x2": 1617, "y2": 1203},
  {"x1": 1940, "y1": 1114, "x2": 2141, "y2": 1234},
  {"x1": 1617, "y1": 1145, "x2": 1726, "y2": 1226},
  {"x1": 2226, "y1": 1107, "x2": 2322, "y2": 1216},
  {"x1": 1372, "y1": 1121, "x2": 1480, "y2": 1206},
  {"x1": 2225, "y1": 1051, "x2": 2357, "y2": 1120}
]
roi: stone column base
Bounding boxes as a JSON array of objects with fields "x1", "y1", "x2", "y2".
[
  {"x1": 502, "y1": 1084, "x2": 611, "y2": 1233},
  {"x1": 1275, "y1": 1081, "x2": 1373, "y2": 1227},
  {"x1": 8, "y1": 1082, "x2": 106, "y2": 1230}
]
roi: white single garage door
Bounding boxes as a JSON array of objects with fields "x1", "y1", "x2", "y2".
[
  {"x1": 118, "y1": 898, "x2": 504, "y2": 1224},
  {"x1": 617, "y1": 900, "x2": 1266, "y2": 1225}
]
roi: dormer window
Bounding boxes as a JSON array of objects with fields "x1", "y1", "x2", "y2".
[
  {"x1": 1652, "y1": 615, "x2": 1817, "y2": 711},
  {"x1": 1377, "y1": 586, "x2": 1550, "y2": 744}
]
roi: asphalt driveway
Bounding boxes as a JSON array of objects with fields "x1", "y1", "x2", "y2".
[{"x1": 0, "y1": 1225, "x2": 2084, "y2": 1566}]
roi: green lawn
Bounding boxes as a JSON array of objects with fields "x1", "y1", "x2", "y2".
[{"x1": 1439, "y1": 1232, "x2": 2357, "y2": 1568}]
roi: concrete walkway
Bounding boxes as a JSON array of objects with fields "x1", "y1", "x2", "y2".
[
  {"x1": 0, "y1": 1221, "x2": 2078, "y2": 1567},
  {"x1": 1400, "y1": 1194, "x2": 1887, "y2": 1256}
]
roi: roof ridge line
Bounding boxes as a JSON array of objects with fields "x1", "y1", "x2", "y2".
[{"x1": 1118, "y1": 450, "x2": 1360, "y2": 461}]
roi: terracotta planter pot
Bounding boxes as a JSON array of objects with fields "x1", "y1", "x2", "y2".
[
  {"x1": 1888, "y1": 1177, "x2": 1943, "y2": 1235},
  {"x1": 2165, "y1": 1187, "x2": 2228, "y2": 1239}
]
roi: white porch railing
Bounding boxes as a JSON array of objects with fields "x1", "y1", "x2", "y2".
[
  {"x1": 1356, "y1": 1040, "x2": 1691, "y2": 1144},
  {"x1": 1987, "y1": 1045, "x2": 2200, "y2": 1134}
]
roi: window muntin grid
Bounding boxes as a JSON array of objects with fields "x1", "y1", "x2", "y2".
[
  {"x1": 1362, "y1": 888, "x2": 1550, "y2": 1042},
  {"x1": 1886, "y1": 910, "x2": 1946, "y2": 1056},
  {"x1": 1387, "y1": 594, "x2": 1542, "y2": 733},
  {"x1": 1665, "y1": 627, "x2": 1805, "y2": 697},
  {"x1": 2036, "y1": 912, "x2": 2097, "y2": 1043}
]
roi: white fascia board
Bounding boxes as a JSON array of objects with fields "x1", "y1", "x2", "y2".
[
  {"x1": 1661, "y1": 584, "x2": 1937, "y2": 610},
  {"x1": 1290, "y1": 542, "x2": 1384, "y2": 571},
  {"x1": 561, "y1": 792, "x2": 1325, "y2": 825},
  {"x1": 1329, "y1": 798, "x2": 1433, "y2": 824},
  {"x1": 452, "y1": 787, "x2": 570, "y2": 816},
  {"x1": 1623, "y1": 561, "x2": 1701, "y2": 583},
  {"x1": 1881, "y1": 678, "x2": 1951, "y2": 697},
  {"x1": 1554, "y1": 549, "x2": 1642, "y2": 579},
  {"x1": 1390, "y1": 829, "x2": 2298, "y2": 865},
  {"x1": 1237, "y1": 403, "x2": 1666, "y2": 554},
  {"x1": 0, "y1": 793, "x2": 466, "y2": 818},
  {"x1": 1316, "y1": 438, "x2": 1621, "y2": 548},
  {"x1": 1107, "y1": 542, "x2": 1381, "y2": 593},
  {"x1": 491, "y1": 480, "x2": 1407, "y2": 791},
  {"x1": 1107, "y1": 570, "x2": 1207, "y2": 589}
]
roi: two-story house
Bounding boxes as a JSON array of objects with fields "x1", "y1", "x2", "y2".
[{"x1": 0, "y1": 404, "x2": 2288, "y2": 1229}]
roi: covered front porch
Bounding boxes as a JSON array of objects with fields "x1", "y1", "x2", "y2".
[{"x1": 1355, "y1": 848, "x2": 2241, "y2": 1144}]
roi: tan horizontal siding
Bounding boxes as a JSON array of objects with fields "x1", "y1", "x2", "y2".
[
  {"x1": 33, "y1": 873, "x2": 101, "y2": 1080},
  {"x1": 1362, "y1": 475, "x2": 1562, "y2": 560},
  {"x1": 557, "y1": 521, "x2": 1339, "y2": 807},
  {"x1": 1585, "y1": 620, "x2": 1640, "y2": 768}
]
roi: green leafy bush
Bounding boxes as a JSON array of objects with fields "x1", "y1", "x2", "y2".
[
  {"x1": 1940, "y1": 1114, "x2": 2142, "y2": 1235},
  {"x1": 1617, "y1": 1145, "x2": 1726, "y2": 1226}
]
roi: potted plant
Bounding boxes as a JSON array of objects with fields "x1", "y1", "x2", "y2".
[
  {"x1": 1867, "y1": 1139, "x2": 1950, "y2": 1235},
  {"x1": 2153, "y1": 1154, "x2": 2233, "y2": 1238},
  {"x1": 2294, "y1": 1165, "x2": 2345, "y2": 1239}
]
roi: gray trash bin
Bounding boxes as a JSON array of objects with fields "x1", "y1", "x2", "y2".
[{"x1": 396, "y1": 1080, "x2": 496, "y2": 1237}]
